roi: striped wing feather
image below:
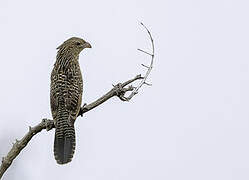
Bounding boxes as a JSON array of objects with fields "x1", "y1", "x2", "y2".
[{"x1": 50, "y1": 60, "x2": 83, "y2": 164}]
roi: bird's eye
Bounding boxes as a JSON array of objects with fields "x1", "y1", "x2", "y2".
[{"x1": 76, "y1": 42, "x2": 81, "y2": 46}]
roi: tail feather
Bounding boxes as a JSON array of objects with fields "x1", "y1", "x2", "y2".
[{"x1": 54, "y1": 124, "x2": 76, "y2": 164}]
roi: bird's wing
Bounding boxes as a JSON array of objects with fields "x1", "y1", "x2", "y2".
[
  {"x1": 65, "y1": 70, "x2": 83, "y2": 124},
  {"x1": 50, "y1": 68, "x2": 59, "y2": 120},
  {"x1": 50, "y1": 63, "x2": 83, "y2": 125}
]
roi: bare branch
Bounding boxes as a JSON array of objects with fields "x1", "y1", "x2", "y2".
[
  {"x1": 0, "y1": 23, "x2": 155, "y2": 179},
  {"x1": 77, "y1": 74, "x2": 143, "y2": 116},
  {"x1": 0, "y1": 119, "x2": 54, "y2": 179},
  {"x1": 124, "y1": 22, "x2": 155, "y2": 101}
]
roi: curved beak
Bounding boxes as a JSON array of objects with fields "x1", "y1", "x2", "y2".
[{"x1": 83, "y1": 42, "x2": 92, "y2": 48}]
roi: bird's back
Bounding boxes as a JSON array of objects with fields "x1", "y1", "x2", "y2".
[{"x1": 50, "y1": 59, "x2": 83, "y2": 164}]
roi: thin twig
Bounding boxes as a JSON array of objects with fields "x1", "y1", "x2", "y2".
[
  {"x1": 137, "y1": 48, "x2": 153, "y2": 56},
  {"x1": 141, "y1": 64, "x2": 150, "y2": 69}
]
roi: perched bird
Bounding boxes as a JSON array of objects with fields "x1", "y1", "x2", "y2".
[{"x1": 50, "y1": 37, "x2": 91, "y2": 164}]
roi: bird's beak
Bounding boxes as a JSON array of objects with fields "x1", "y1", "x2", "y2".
[{"x1": 83, "y1": 42, "x2": 92, "y2": 48}]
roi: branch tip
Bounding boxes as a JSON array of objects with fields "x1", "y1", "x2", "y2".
[
  {"x1": 135, "y1": 74, "x2": 142, "y2": 79},
  {"x1": 137, "y1": 48, "x2": 153, "y2": 56},
  {"x1": 141, "y1": 64, "x2": 150, "y2": 69},
  {"x1": 144, "y1": 82, "x2": 152, "y2": 86}
]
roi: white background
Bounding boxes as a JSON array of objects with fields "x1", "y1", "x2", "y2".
[{"x1": 1, "y1": 0, "x2": 249, "y2": 179}]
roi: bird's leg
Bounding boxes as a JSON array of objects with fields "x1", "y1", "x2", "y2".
[{"x1": 78, "y1": 103, "x2": 87, "y2": 117}]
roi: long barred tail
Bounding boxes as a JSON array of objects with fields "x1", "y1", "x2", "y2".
[{"x1": 54, "y1": 114, "x2": 76, "y2": 164}]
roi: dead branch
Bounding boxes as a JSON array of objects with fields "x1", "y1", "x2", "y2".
[
  {"x1": 78, "y1": 74, "x2": 143, "y2": 116},
  {"x1": 0, "y1": 23, "x2": 154, "y2": 179},
  {"x1": 0, "y1": 119, "x2": 54, "y2": 179},
  {"x1": 124, "y1": 22, "x2": 155, "y2": 101}
]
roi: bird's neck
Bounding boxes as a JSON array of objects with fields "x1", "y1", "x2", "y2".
[{"x1": 55, "y1": 49, "x2": 79, "y2": 71}]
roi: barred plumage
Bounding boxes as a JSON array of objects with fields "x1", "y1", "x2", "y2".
[{"x1": 50, "y1": 37, "x2": 91, "y2": 164}]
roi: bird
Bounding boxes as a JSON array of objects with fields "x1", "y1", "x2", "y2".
[{"x1": 50, "y1": 37, "x2": 91, "y2": 164}]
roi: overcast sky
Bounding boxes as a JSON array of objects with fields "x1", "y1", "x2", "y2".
[{"x1": 1, "y1": 0, "x2": 249, "y2": 179}]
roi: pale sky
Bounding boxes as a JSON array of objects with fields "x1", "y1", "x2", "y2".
[{"x1": 1, "y1": 0, "x2": 249, "y2": 179}]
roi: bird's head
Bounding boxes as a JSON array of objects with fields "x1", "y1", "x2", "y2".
[{"x1": 57, "y1": 37, "x2": 91, "y2": 55}]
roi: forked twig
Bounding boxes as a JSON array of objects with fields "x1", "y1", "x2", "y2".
[{"x1": 124, "y1": 22, "x2": 155, "y2": 101}]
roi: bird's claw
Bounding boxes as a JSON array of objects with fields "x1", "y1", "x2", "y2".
[
  {"x1": 78, "y1": 103, "x2": 87, "y2": 117},
  {"x1": 42, "y1": 119, "x2": 54, "y2": 131}
]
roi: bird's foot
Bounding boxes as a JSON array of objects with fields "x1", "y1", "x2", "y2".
[
  {"x1": 78, "y1": 103, "x2": 87, "y2": 117},
  {"x1": 42, "y1": 118, "x2": 55, "y2": 131}
]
